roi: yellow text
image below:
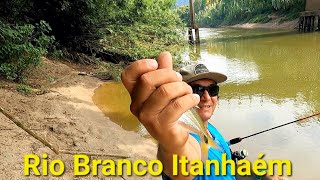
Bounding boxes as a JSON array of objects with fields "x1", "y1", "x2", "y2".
[
  {"x1": 24, "y1": 154, "x2": 65, "y2": 176},
  {"x1": 73, "y1": 154, "x2": 163, "y2": 176},
  {"x1": 172, "y1": 154, "x2": 292, "y2": 177}
]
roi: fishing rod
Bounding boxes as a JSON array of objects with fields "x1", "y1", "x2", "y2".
[{"x1": 229, "y1": 112, "x2": 320, "y2": 145}]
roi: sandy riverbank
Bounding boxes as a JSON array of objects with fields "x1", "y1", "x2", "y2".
[
  {"x1": 0, "y1": 58, "x2": 158, "y2": 179},
  {"x1": 229, "y1": 19, "x2": 298, "y2": 30}
]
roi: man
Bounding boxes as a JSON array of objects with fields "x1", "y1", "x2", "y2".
[
  {"x1": 121, "y1": 51, "x2": 235, "y2": 179},
  {"x1": 121, "y1": 52, "x2": 287, "y2": 180}
]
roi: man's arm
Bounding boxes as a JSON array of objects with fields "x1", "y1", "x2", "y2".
[
  {"x1": 158, "y1": 134, "x2": 202, "y2": 180},
  {"x1": 121, "y1": 52, "x2": 201, "y2": 179}
]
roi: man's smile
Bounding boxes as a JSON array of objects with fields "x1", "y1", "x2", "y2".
[{"x1": 198, "y1": 104, "x2": 212, "y2": 109}]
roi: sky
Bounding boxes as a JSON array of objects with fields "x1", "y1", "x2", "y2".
[{"x1": 176, "y1": 0, "x2": 189, "y2": 7}]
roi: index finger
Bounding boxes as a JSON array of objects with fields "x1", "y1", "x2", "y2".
[{"x1": 121, "y1": 59, "x2": 158, "y2": 95}]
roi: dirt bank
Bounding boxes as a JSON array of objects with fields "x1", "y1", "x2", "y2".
[
  {"x1": 230, "y1": 19, "x2": 298, "y2": 30},
  {"x1": 0, "y1": 58, "x2": 158, "y2": 179}
]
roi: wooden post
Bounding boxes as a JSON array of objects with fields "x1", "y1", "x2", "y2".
[
  {"x1": 188, "y1": 0, "x2": 200, "y2": 43},
  {"x1": 299, "y1": 16, "x2": 303, "y2": 32},
  {"x1": 311, "y1": 16, "x2": 313, "y2": 31},
  {"x1": 318, "y1": 15, "x2": 320, "y2": 30},
  {"x1": 312, "y1": 16, "x2": 315, "y2": 31},
  {"x1": 188, "y1": 28, "x2": 194, "y2": 44},
  {"x1": 189, "y1": 0, "x2": 195, "y2": 29},
  {"x1": 304, "y1": 16, "x2": 307, "y2": 32},
  {"x1": 306, "y1": 16, "x2": 308, "y2": 32},
  {"x1": 195, "y1": 28, "x2": 200, "y2": 43},
  {"x1": 308, "y1": 16, "x2": 311, "y2": 31}
]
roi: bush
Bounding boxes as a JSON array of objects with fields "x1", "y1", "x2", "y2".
[
  {"x1": 0, "y1": 0, "x2": 186, "y2": 65},
  {"x1": 0, "y1": 20, "x2": 54, "y2": 81},
  {"x1": 99, "y1": 0, "x2": 185, "y2": 62}
]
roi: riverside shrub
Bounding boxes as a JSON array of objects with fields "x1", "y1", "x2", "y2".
[{"x1": 0, "y1": 20, "x2": 54, "y2": 81}]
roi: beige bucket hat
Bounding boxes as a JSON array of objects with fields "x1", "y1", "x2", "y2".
[{"x1": 180, "y1": 64, "x2": 227, "y2": 84}]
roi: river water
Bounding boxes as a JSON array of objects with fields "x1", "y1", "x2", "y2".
[{"x1": 93, "y1": 28, "x2": 320, "y2": 180}]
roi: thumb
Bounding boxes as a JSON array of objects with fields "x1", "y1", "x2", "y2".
[{"x1": 157, "y1": 51, "x2": 173, "y2": 70}]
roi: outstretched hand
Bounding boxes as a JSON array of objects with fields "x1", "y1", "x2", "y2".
[{"x1": 121, "y1": 52, "x2": 200, "y2": 152}]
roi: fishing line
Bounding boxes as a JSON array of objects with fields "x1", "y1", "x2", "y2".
[{"x1": 229, "y1": 112, "x2": 320, "y2": 145}]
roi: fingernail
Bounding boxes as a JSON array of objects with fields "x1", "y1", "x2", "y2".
[
  {"x1": 193, "y1": 94, "x2": 200, "y2": 100},
  {"x1": 176, "y1": 72, "x2": 182, "y2": 80},
  {"x1": 147, "y1": 59, "x2": 158, "y2": 69}
]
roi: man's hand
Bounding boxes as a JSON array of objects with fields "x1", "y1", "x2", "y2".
[{"x1": 121, "y1": 52, "x2": 200, "y2": 152}]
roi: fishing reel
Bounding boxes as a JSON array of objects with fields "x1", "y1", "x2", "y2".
[{"x1": 231, "y1": 149, "x2": 248, "y2": 162}]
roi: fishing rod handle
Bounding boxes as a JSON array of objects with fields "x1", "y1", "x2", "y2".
[{"x1": 229, "y1": 137, "x2": 242, "y2": 145}]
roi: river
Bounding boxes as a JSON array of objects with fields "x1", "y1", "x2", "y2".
[{"x1": 93, "y1": 28, "x2": 320, "y2": 180}]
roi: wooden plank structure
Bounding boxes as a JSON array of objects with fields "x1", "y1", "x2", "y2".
[
  {"x1": 299, "y1": 10, "x2": 320, "y2": 32},
  {"x1": 188, "y1": 0, "x2": 200, "y2": 44},
  {"x1": 299, "y1": 0, "x2": 320, "y2": 32}
]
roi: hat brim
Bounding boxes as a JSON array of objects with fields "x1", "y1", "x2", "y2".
[{"x1": 185, "y1": 72, "x2": 227, "y2": 84}]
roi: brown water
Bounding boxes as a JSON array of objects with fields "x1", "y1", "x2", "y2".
[{"x1": 93, "y1": 28, "x2": 320, "y2": 180}]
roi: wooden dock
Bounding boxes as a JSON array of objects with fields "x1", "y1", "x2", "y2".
[
  {"x1": 299, "y1": 10, "x2": 320, "y2": 32},
  {"x1": 299, "y1": 0, "x2": 320, "y2": 32}
]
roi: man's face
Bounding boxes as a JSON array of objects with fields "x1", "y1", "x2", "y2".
[{"x1": 190, "y1": 79, "x2": 218, "y2": 121}]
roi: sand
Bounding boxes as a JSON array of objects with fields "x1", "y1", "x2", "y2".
[{"x1": 0, "y1": 58, "x2": 159, "y2": 179}]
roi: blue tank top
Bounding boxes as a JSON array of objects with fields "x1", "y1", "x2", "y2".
[{"x1": 162, "y1": 122, "x2": 236, "y2": 180}]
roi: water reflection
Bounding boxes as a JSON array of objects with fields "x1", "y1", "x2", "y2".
[
  {"x1": 196, "y1": 53, "x2": 260, "y2": 84},
  {"x1": 92, "y1": 82, "x2": 147, "y2": 135}
]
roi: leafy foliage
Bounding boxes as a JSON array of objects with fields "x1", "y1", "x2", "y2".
[
  {"x1": 0, "y1": 20, "x2": 54, "y2": 81},
  {"x1": 177, "y1": 0, "x2": 305, "y2": 27},
  {"x1": 1, "y1": 0, "x2": 185, "y2": 62},
  {"x1": 176, "y1": 5, "x2": 191, "y2": 25},
  {"x1": 0, "y1": 0, "x2": 186, "y2": 81},
  {"x1": 100, "y1": 0, "x2": 185, "y2": 61}
]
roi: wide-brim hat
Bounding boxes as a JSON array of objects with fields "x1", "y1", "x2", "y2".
[{"x1": 180, "y1": 64, "x2": 227, "y2": 84}]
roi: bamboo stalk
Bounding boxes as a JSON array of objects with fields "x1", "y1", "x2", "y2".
[
  {"x1": 0, "y1": 107, "x2": 131, "y2": 161},
  {"x1": 0, "y1": 107, "x2": 60, "y2": 154}
]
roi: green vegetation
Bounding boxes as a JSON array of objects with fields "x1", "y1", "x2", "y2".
[
  {"x1": 0, "y1": 0, "x2": 185, "y2": 81},
  {"x1": 0, "y1": 21, "x2": 54, "y2": 81},
  {"x1": 47, "y1": 76, "x2": 58, "y2": 83},
  {"x1": 177, "y1": 0, "x2": 305, "y2": 27},
  {"x1": 16, "y1": 84, "x2": 33, "y2": 95},
  {"x1": 97, "y1": 61, "x2": 125, "y2": 82},
  {"x1": 99, "y1": 1, "x2": 185, "y2": 62}
]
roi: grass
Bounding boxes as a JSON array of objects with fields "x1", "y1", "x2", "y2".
[{"x1": 16, "y1": 85, "x2": 33, "y2": 95}]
